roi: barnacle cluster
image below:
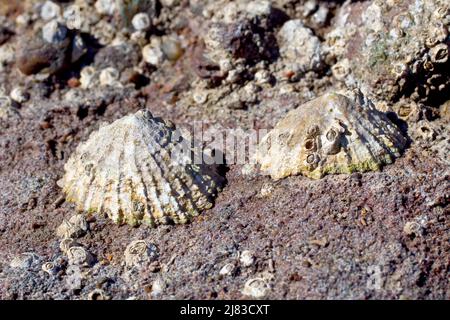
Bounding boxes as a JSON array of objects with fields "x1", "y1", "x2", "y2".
[
  {"x1": 326, "y1": 0, "x2": 450, "y2": 103},
  {"x1": 256, "y1": 90, "x2": 407, "y2": 180},
  {"x1": 60, "y1": 110, "x2": 225, "y2": 227},
  {"x1": 202, "y1": 0, "x2": 287, "y2": 82}
]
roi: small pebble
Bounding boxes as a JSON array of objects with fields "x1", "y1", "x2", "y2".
[
  {"x1": 151, "y1": 277, "x2": 166, "y2": 297},
  {"x1": 254, "y1": 69, "x2": 271, "y2": 85},
  {"x1": 66, "y1": 265, "x2": 83, "y2": 290},
  {"x1": 161, "y1": 36, "x2": 183, "y2": 61},
  {"x1": 193, "y1": 90, "x2": 208, "y2": 104},
  {"x1": 9, "y1": 253, "x2": 39, "y2": 269}
]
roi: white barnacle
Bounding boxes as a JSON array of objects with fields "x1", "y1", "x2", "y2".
[
  {"x1": 40, "y1": 1, "x2": 61, "y2": 21},
  {"x1": 80, "y1": 66, "x2": 98, "y2": 89},
  {"x1": 242, "y1": 278, "x2": 269, "y2": 298},
  {"x1": 239, "y1": 250, "x2": 255, "y2": 267},
  {"x1": 99, "y1": 67, "x2": 121, "y2": 87},
  {"x1": 56, "y1": 214, "x2": 88, "y2": 239},
  {"x1": 67, "y1": 246, "x2": 94, "y2": 266},
  {"x1": 132, "y1": 13, "x2": 151, "y2": 31},
  {"x1": 41, "y1": 262, "x2": 58, "y2": 275},
  {"x1": 59, "y1": 238, "x2": 79, "y2": 253},
  {"x1": 124, "y1": 240, "x2": 157, "y2": 267},
  {"x1": 88, "y1": 289, "x2": 110, "y2": 300}
]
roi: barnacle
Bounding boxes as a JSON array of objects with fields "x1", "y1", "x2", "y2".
[
  {"x1": 60, "y1": 110, "x2": 225, "y2": 227},
  {"x1": 59, "y1": 238, "x2": 79, "y2": 253},
  {"x1": 124, "y1": 240, "x2": 157, "y2": 267},
  {"x1": 41, "y1": 262, "x2": 58, "y2": 275},
  {"x1": 326, "y1": 0, "x2": 450, "y2": 103},
  {"x1": 56, "y1": 214, "x2": 88, "y2": 239},
  {"x1": 256, "y1": 90, "x2": 407, "y2": 180},
  {"x1": 67, "y1": 246, "x2": 94, "y2": 266}
]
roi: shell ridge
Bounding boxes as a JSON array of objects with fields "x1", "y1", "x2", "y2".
[
  {"x1": 137, "y1": 129, "x2": 177, "y2": 224},
  {"x1": 130, "y1": 134, "x2": 153, "y2": 224},
  {"x1": 155, "y1": 142, "x2": 202, "y2": 216}
]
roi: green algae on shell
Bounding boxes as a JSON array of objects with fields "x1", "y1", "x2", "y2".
[
  {"x1": 256, "y1": 89, "x2": 407, "y2": 180},
  {"x1": 60, "y1": 110, "x2": 224, "y2": 227}
]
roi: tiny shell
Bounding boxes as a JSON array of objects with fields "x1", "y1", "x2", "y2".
[
  {"x1": 239, "y1": 250, "x2": 255, "y2": 267},
  {"x1": 256, "y1": 90, "x2": 407, "y2": 179},
  {"x1": 124, "y1": 240, "x2": 158, "y2": 267},
  {"x1": 242, "y1": 278, "x2": 269, "y2": 298},
  {"x1": 60, "y1": 110, "x2": 225, "y2": 227},
  {"x1": 41, "y1": 262, "x2": 58, "y2": 275},
  {"x1": 88, "y1": 289, "x2": 110, "y2": 300},
  {"x1": 56, "y1": 214, "x2": 88, "y2": 239},
  {"x1": 219, "y1": 263, "x2": 235, "y2": 276},
  {"x1": 59, "y1": 238, "x2": 79, "y2": 253},
  {"x1": 67, "y1": 246, "x2": 95, "y2": 266}
]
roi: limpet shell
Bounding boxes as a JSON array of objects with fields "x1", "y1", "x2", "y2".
[
  {"x1": 60, "y1": 110, "x2": 225, "y2": 227},
  {"x1": 256, "y1": 90, "x2": 407, "y2": 179}
]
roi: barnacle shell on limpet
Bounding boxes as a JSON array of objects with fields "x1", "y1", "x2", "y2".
[
  {"x1": 60, "y1": 109, "x2": 225, "y2": 227},
  {"x1": 256, "y1": 90, "x2": 407, "y2": 180}
]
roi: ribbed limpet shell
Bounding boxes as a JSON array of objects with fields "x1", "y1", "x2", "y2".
[
  {"x1": 256, "y1": 90, "x2": 407, "y2": 179},
  {"x1": 60, "y1": 110, "x2": 225, "y2": 227}
]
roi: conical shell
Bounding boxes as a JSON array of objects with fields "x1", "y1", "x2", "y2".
[
  {"x1": 256, "y1": 90, "x2": 407, "y2": 180},
  {"x1": 61, "y1": 110, "x2": 224, "y2": 227}
]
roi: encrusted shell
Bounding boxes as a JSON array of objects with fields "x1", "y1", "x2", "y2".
[
  {"x1": 256, "y1": 90, "x2": 407, "y2": 180},
  {"x1": 60, "y1": 110, "x2": 224, "y2": 227}
]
